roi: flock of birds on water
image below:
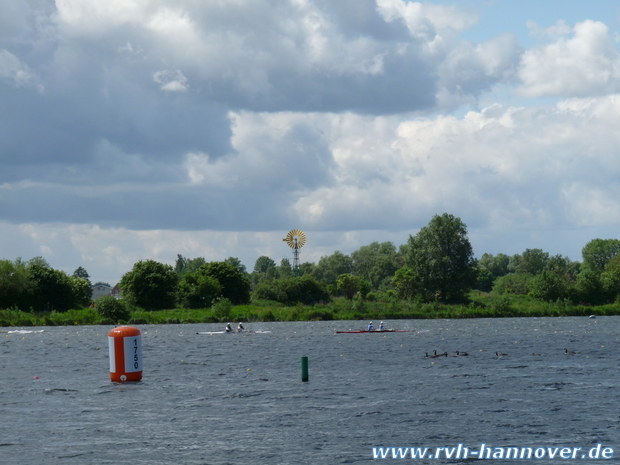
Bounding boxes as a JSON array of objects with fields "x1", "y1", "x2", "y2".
[
  {"x1": 422, "y1": 315, "x2": 595, "y2": 359},
  {"x1": 423, "y1": 348, "x2": 577, "y2": 359}
]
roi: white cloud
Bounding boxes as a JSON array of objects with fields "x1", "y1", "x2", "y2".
[
  {"x1": 4, "y1": 0, "x2": 620, "y2": 282},
  {"x1": 518, "y1": 20, "x2": 620, "y2": 97},
  {"x1": 0, "y1": 49, "x2": 39, "y2": 89},
  {"x1": 153, "y1": 69, "x2": 189, "y2": 92},
  {"x1": 280, "y1": 95, "x2": 620, "y2": 233},
  {"x1": 376, "y1": 0, "x2": 477, "y2": 47},
  {"x1": 40, "y1": 0, "x2": 519, "y2": 114},
  {"x1": 437, "y1": 33, "x2": 522, "y2": 109},
  {"x1": 562, "y1": 183, "x2": 620, "y2": 227},
  {"x1": 54, "y1": 0, "x2": 152, "y2": 32},
  {"x1": 526, "y1": 19, "x2": 572, "y2": 40}
]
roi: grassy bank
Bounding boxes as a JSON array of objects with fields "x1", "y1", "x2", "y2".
[{"x1": 1, "y1": 293, "x2": 619, "y2": 327}]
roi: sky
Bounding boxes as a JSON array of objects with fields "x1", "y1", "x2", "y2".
[{"x1": 2, "y1": 0, "x2": 620, "y2": 285}]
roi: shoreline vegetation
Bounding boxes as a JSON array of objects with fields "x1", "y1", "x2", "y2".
[
  {"x1": 4, "y1": 216, "x2": 620, "y2": 329},
  {"x1": 1, "y1": 293, "x2": 618, "y2": 327}
]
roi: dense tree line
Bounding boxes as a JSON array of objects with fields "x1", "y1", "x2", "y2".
[
  {"x1": 0, "y1": 258, "x2": 91, "y2": 312},
  {"x1": 480, "y1": 239, "x2": 620, "y2": 305},
  {"x1": 2, "y1": 213, "x2": 620, "y2": 314}
]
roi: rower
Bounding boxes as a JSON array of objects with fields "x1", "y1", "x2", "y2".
[
  {"x1": 367, "y1": 321, "x2": 374, "y2": 331},
  {"x1": 379, "y1": 321, "x2": 385, "y2": 330},
  {"x1": 237, "y1": 322, "x2": 245, "y2": 332},
  {"x1": 225, "y1": 323, "x2": 233, "y2": 333}
]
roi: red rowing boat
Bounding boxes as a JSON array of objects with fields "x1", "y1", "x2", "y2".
[{"x1": 335, "y1": 329, "x2": 411, "y2": 333}]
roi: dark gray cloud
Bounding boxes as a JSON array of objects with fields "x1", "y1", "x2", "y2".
[{"x1": 5, "y1": 0, "x2": 617, "y2": 253}]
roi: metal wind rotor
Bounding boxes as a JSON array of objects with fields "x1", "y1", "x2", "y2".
[{"x1": 282, "y1": 229, "x2": 306, "y2": 249}]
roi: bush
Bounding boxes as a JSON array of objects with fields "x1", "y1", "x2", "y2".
[
  {"x1": 304, "y1": 310, "x2": 333, "y2": 320},
  {"x1": 177, "y1": 272, "x2": 222, "y2": 309},
  {"x1": 96, "y1": 296, "x2": 131, "y2": 323},
  {"x1": 253, "y1": 276, "x2": 330, "y2": 305},
  {"x1": 530, "y1": 271, "x2": 570, "y2": 303},
  {"x1": 212, "y1": 297, "x2": 233, "y2": 320},
  {"x1": 492, "y1": 273, "x2": 534, "y2": 295},
  {"x1": 260, "y1": 310, "x2": 277, "y2": 321},
  {"x1": 493, "y1": 295, "x2": 512, "y2": 313}
]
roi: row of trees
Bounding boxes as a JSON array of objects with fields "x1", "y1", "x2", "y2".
[
  {"x1": 476, "y1": 239, "x2": 620, "y2": 305},
  {"x1": 2, "y1": 213, "x2": 619, "y2": 313},
  {"x1": 112, "y1": 214, "x2": 476, "y2": 310},
  {"x1": 0, "y1": 258, "x2": 92, "y2": 311}
]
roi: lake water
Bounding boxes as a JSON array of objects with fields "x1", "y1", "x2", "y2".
[{"x1": 1, "y1": 317, "x2": 619, "y2": 464}]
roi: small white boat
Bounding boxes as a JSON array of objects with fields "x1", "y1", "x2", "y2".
[{"x1": 196, "y1": 330, "x2": 271, "y2": 335}]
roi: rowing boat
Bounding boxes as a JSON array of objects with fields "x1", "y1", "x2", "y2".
[
  {"x1": 335, "y1": 329, "x2": 411, "y2": 333},
  {"x1": 196, "y1": 330, "x2": 272, "y2": 335}
]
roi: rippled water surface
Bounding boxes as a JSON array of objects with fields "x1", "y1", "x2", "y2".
[{"x1": 1, "y1": 317, "x2": 619, "y2": 464}]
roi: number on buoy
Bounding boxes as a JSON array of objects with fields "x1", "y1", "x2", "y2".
[{"x1": 108, "y1": 326, "x2": 143, "y2": 382}]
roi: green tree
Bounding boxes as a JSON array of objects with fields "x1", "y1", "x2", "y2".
[
  {"x1": 251, "y1": 256, "x2": 278, "y2": 285},
  {"x1": 515, "y1": 249, "x2": 549, "y2": 275},
  {"x1": 70, "y1": 267, "x2": 93, "y2": 307},
  {"x1": 198, "y1": 262, "x2": 251, "y2": 305},
  {"x1": 177, "y1": 272, "x2": 222, "y2": 309},
  {"x1": 71, "y1": 277, "x2": 93, "y2": 308},
  {"x1": 337, "y1": 273, "x2": 361, "y2": 300},
  {"x1": 174, "y1": 255, "x2": 207, "y2": 275},
  {"x1": 253, "y1": 256, "x2": 277, "y2": 274},
  {"x1": 252, "y1": 279, "x2": 287, "y2": 303},
  {"x1": 27, "y1": 256, "x2": 50, "y2": 268},
  {"x1": 492, "y1": 273, "x2": 534, "y2": 295},
  {"x1": 72, "y1": 266, "x2": 90, "y2": 282},
  {"x1": 119, "y1": 260, "x2": 178, "y2": 310},
  {"x1": 358, "y1": 279, "x2": 372, "y2": 300},
  {"x1": 478, "y1": 253, "x2": 510, "y2": 278},
  {"x1": 530, "y1": 270, "x2": 569, "y2": 303},
  {"x1": 96, "y1": 295, "x2": 131, "y2": 322},
  {"x1": 582, "y1": 238, "x2": 620, "y2": 273},
  {"x1": 224, "y1": 257, "x2": 247, "y2": 274},
  {"x1": 406, "y1": 213, "x2": 477, "y2": 302},
  {"x1": 544, "y1": 254, "x2": 580, "y2": 280},
  {"x1": 367, "y1": 255, "x2": 399, "y2": 290},
  {"x1": 313, "y1": 251, "x2": 353, "y2": 285},
  {"x1": 298, "y1": 262, "x2": 317, "y2": 276},
  {"x1": 574, "y1": 269, "x2": 604, "y2": 305},
  {"x1": 351, "y1": 242, "x2": 399, "y2": 289},
  {"x1": 175, "y1": 254, "x2": 188, "y2": 274},
  {"x1": 391, "y1": 267, "x2": 419, "y2": 300},
  {"x1": 278, "y1": 259, "x2": 293, "y2": 279},
  {"x1": 27, "y1": 263, "x2": 77, "y2": 312},
  {"x1": 507, "y1": 254, "x2": 522, "y2": 273},
  {"x1": 601, "y1": 254, "x2": 620, "y2": 302},
  {"x1": 0, "y1": 258, "x2": 32, "y2": 310},
  {"x1": 284, "y1": 275, "x2": 330, "y2": 305},
  {"x1": 474, "y1": 267, "x2": 495, "y2": 292},
  {"x1": 253, "y1": 275, "x2": 329, "y2": 305}
]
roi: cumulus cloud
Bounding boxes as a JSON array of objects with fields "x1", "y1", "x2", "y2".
[
  {"x1": 3, "y1": 0, "x2": 620, "y2": 282},
  {"x1": 1, "y1": 0, "x2": 521, "y2": 185},
  {"x1": 518, "y1": 20, "x2": 620, "y2": 97},
  {"x1": 41, "y1": 0, "x2": 522, "y2": 114},
  {"x1": 437, "y1": 33, "x2": 522, "y2": 108},
  {"x1": 7, "y1": 94, "x2": 620, "y2": 235},
  {"x1": 289, "y1": 95, "x2": 620, "y2": 234}
]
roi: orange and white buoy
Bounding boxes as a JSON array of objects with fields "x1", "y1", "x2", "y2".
[{"x1": 108, "y1": 326, "x2": 143, "y2": 382}]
